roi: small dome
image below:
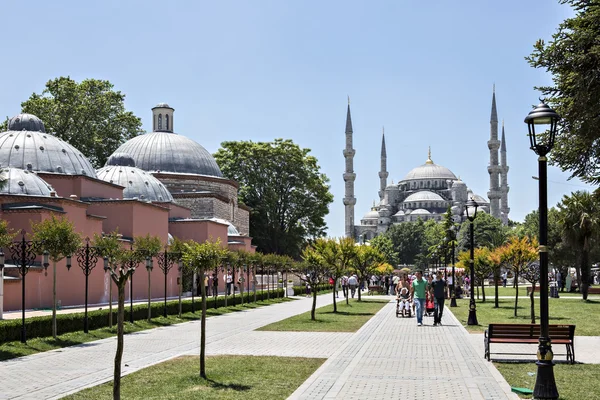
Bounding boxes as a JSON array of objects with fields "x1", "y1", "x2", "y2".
[
  {"x1": 110, "y1": 132, "x2": 223, "y2": 177},
  {"x1": 362, "y1": 208, "x2": 380, "y2": 220},
  {"x1": 393, "y1": 210, "x2": 405, "y2": 216},
  {"x1": 7, "y1": 114, "x2": 46, "y2": 133},
  {"x1": 0, "y1": 167, "x2": 53, "y2": 196},
  {"x1": 404, "y1": 191, "x2": 444, "y2": 202},
  {"x1": 106, "y1": 153, "x2": 136, "y2": 167},
  {"x1": 472, "y1": 193, "x2": 489, "y2": 205},
  {"x1": 411, "y1": 208, "x2": 431, "y2": 215},
  {"x1": 153, "y1": 102, "x2": 173, "y2": 109},
  {"x1": 402, "y1": 162, "x2": 457, "y2": 181},
  {"x1": 96, "y1": 165, "x2": 174, "y2": 202},
  {"x1": 0, "y1": 115, "x2": 97, "y2": 178},
  {"x1": 452, "y1": 178, "x2": 466, "y2": 188}
]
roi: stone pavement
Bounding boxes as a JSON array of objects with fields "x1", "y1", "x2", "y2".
[
  {"x1": 288, "y1": 300, "x2": 517, "y2": 400},
  {"x1": 0, "y1": 293, "x2": 520, "y2": 400}
]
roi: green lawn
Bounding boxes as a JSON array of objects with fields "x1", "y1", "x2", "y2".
[
  {"x1": 483, "y1": 286, "x2": 593, "y2": 298},
  {"x1": 451, "y1": 297, "x2": 600, "y2": 335},
  {"x1": 64, "y1": 355, "x2": 324, "y2": 400},
  {"x1": 0, "y1": 298, "x2": 294, "y2": 361},
  {"x1": 257, "y1": 298, "x2": 388, "y2": 332},
  {"x1": 495, "y1": 362, "x2": 600, "y2": 400}
]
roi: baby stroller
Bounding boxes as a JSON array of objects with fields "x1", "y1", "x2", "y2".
[
  {"x1": 425, "y1": 292, "x2": 435, "y2": 317},
  {"x1": 396, "y1": 287, "x2": 412, "y2": 318}
]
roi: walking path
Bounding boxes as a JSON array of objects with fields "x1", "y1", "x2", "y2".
[{"x1": 0, "y1": 293, "x2": 521, "y2": 400}]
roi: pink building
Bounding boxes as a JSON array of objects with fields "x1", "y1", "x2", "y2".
[{"x1": 0, "y1": 109, "x2": 254, "y2": 315}]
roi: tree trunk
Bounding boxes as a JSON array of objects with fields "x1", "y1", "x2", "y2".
[
  {"x1": 514, "y1": 270, "x2": 519, "y2": 317},
  {"x1": 581, "y1": 244, "x2": 590, "y2": 300},
  {"x1": 113, "y1": 283, "x2": 126, "y2": 400},
  {"x1": 332, "y1": 278, "x2": 337, "y2": 313},
  {"x1": 476, "y1": 284, "x2": 479, "y2": 300},
  {"x1": 357, "y1": 278, "x2": 362, "y2": 302},
  {"x1": 200, "y1": 269, "x2": 207, "y2": 379},
  {"x1": 311, "y1": 285, "x2": 317, "y2": 321},
  {"x1": 109, "y1": 274, "x2": 113, "y2": 328},
  {"x1": 530, "y1": 281, "x2": 536, "y2": 324},
  {"x1": 52, "y1": 261, "x2": 57, "y2": 339},
  {"x1": 147, "y1": 270, "x2": 152, "y2": 322},
  {"x1": 481, "y1": 281, "x2": 486, "y2": 302},
  {"x1": 494, "y1": 276, "x2": 499, "y2": 308}
]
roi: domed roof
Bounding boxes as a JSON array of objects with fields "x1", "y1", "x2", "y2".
[
  {"x1": 452, "y1": 178, "x2": 466, "y2": 188},
  {"x1": 404, "y1": 190, "x2": 444, "y2": 202},
  {"x1": 362, "y1": 208, "x2": 380, "y2": 220},
  {"x1": 393, "y1": 210, "x2": 405, "y2": 216},
  {"x1": 0, "y1": 167, "x2": 54, "y2": 196},
  {"x1": 411, "y1": 208, "x2": 431, "y2": 215},
  {"x1": 96, "y1": 162, "x2": 174, "y2": 202},
  {"x1": 109, "y1": 132, "x2": 223, "y2": 177},
  {"x1": 152, "y1": 102, "x2": 173, "y2": 109},
  {"x1": 402, "y1": 150, "x2": 456, "y2": 181},
  {"x1": 472, "y1": 194, "x2": 489, "y2": 205},
  {"x1": 0, "y1": 114, "x2": 97, "y2": 178}
]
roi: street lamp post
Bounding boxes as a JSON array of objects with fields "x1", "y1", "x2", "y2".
[
  {"x1": 465, "y1": 198, "x2": 479, "y2": 326},
  {"x1": 449, "y1": 224, "x2": 459, "y2": 307},
  {"x1": 525, "y1": 100, "x2": 561, "y2": 400},
  {"x1": 145, "y1": 255, "x2": 153, "y2": 321},
  {"x1": 72, "y1": 238, "x2": 100, "y2": 333},
  {"x1": 7, "y1": 231, "x2": 49, "y2": 343},
  {"x1": 156, "y1": 247, "x2": 179, "y2": 318}
]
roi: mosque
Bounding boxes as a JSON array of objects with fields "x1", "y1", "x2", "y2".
[
  {"x1": 0, "y1": 104, "x2": 253, "y2": 314},
  {"x1": 344, "y1": 89, "x2": 510, "y2": 241}
]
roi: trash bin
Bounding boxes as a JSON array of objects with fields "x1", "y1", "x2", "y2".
[{"x1": 550, "y1": 284, "x2": 559, "y2": 298}]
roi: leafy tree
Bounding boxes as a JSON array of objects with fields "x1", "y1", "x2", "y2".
[
  {"x1": 526, "y1": 0, "x2": 600, "y2": 184},
  {"x1": 369, "y1": 235, "x2": 398, "y2": 266},
  {"x1": 422, "y1": 218, "x2": 446, "y2": 268},
  {"x1": 2, "y1": 77, "x2": 143, "y2": 167},
  {"x1": 522, "y1": 261, "x2": 541, "y2": 324},
  {"x1": 557, "y1": 190, "x2": 600, "y2": 299},
  {"x1": 133, "y1": 234, "x2": 162, "y2": 321},
  {"x1": 457, "y1": 212, "x2": 503, "y2": 252},
  {"x1": 0, "y1": 219, "x2": 15, "y2": 249},
  {"x1": 31, "y1": 216, "x2": 81, "y2": 339},
  {"x1": 351, "y1": 245, "x2": 383, "y2": 302},
  {"x1": 214, "y1": 139, "x2": 333, "y2": 258},
  {"x1": 182, "y1": 238, "x2": 227, "y2": 379},
  {"x1": 457, "y1": 247, "x2": 494, "y2": 302},
  {"x1": 93, "y1": 231, "x2": 123, "y2": 328},
  {"x1": 385, "y1": 220, "x2": 426, "y2": 265},
  {"x1": 498, "y1": 236, "x2": 539, "y2": 316},
  {"x1": 296, "y1": 245, "x2": 330, "y2": 320}
]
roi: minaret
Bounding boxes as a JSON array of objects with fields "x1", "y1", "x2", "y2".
[
  {"x1": 378, "y1": 127, "x2": 388, "y2": 201},
  {"x1": 487, "y1": 86, "x2": 501, "y2": 219},
  {"x1": 500, "y1": 121, "x2": 510, "y2": 225},
  {"x1": 343, "y1": 98, "x2": 356, "y2": 239}
]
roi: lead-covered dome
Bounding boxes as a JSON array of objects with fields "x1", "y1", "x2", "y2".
[
  {"x1": 404, "y1": 191, "x2": 444, "y2": 202},
  {"x1": 0, "y1": 167, "x2": 54, "y2": 196},
  {"x1": 403, "y1": 161, "x2": 457, "y2": 181},
  {"x1": 0, "y1": 114, "x2": 97, "y2": 178},
  {"x1": 109, "y1": 132, "x2": 223, "y2": 177},
  {"x1": 97, "y1": 154, "x2": 173, "y2": 202}
]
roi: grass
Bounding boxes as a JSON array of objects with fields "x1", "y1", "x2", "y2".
[
  {"x1": 0, "y1": 298, "x2": 295, "y2": 361},
  {"x1": 485, "y1": 286, "x2": 594, "y2": 298},
  {"x1": 257, "y1": 298, "x2": 388, "y2": 332},
  {"x1": 495, "y1": 362, "x2": 600, "y2": 400},
  {"x1": 64, "y1": 355, "x2": 324, "y2": 400},
  {"x1": 451, "y1": 297, "x2": 600, "y2": 335}
]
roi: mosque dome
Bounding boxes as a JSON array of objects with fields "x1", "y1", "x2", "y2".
[
  {"x1": 0, "y1": 167, "x2": 54, "y2": 196},
  {"x1": 472, "y1": 193, "x2": 489, "y2": 205},
  {"x1": 97, "y1": 154, "x2": 173, "y2": 202},
  {"x1": 404, "y1": 191, "x2": 444, "y2": 202},
  {"x1": 393, "y1": 210, "x2": 405, "y2": 216},
  {"x1": 411, "y1": 208, "x2": 431, "y2": 215},
  {"x1": 402, "y1": 149, "x2": 457, "y2": 181},
  {"x1": 452, "y1": 178, "x2": 467, "y2": 188},
  {"x1": 0, "y1": 114, "x2": 97, "y2": 177},
  {"x1": 109, "y1": 103, "x2": 223, "y2": 178},
  {"x1": 362, "y1": 208, "x2": 380, "y2": 220}
]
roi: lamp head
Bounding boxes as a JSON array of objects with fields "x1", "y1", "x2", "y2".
[
  {"x1": 103, "y1": 256, "x2": 109, "y2": 272},
  {"x1": 66, "y1": 255, "x2": 72, "y2": 271},
  {"x1": 42, "y1": 250, "x2": 49, "y2": 270},
  {"x1": 524, "y1": 100, "x2": 560, "y2": 156},
  {"x1": 465, "y1": 198, "x2": 479, "y2": 222}
]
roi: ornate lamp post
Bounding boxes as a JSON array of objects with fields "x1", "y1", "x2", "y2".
[
  {"x1": 156, "y1": 247, "x2": 180, "y2": 318},
  {"x1": 449, "y1": 224, "x2": 459, "y2": 307},
  {"x1": 145, "y1": 255, "x2": 153, "y2": 321},
  {"x1": 465, "y1": 198, "x2": 479, "y2": 326},
  {"x1": 525, "y1": 100, "x2": 560, "y2": 400},
  {"x1": 7, "y1": 231, "x2": 48, "y2": 343},
  {"x1": 70, "y1": 238, "x2": 100, "y2": 333}
]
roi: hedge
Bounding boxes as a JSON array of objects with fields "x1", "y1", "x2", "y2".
[
  {"x1": 292, "y1": 284, "x2": 333, "y2": 296},
  {"x1": 0, "y1": 289, "x2": 283, "y2": 343}
]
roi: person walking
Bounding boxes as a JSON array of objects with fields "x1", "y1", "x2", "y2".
[
  {"x1": 212, "y1": 273, "x2": 219, "y2": 297},
  {"x1": 348, "y1": 274, "x2": 358, "y2": 298},
  {"x1": 410, "y1": 271, "x2": 427, "y2": 326},
  {"x1": 502, "y1": 271, "x2": 507, "y2": 288},
  {"x1": 341, "y1": 274, "x2": 349, "y2": 299},
  {"x1": 225, "y1": 270, "x2": 233, "y2": 295},
  {"x1": 432, "y1": 271, "x2": 447, "y2": 326}
]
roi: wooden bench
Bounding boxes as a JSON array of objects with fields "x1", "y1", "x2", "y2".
[
  {"x1": 484, "y1": 324, "x2": 576, "y2": 364},
  {"x1": 367, "y1": 285, "x2": 384, "y2": 295}
]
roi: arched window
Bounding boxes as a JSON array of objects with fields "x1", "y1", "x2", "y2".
[
  {"x1": 158, "y1": 114, "x2": 163, "y2": 130},
  {"x1": 165, "y1": 114, "x2": 170, "y2": 131},
  {"x1": 420, "y1": 181, "x2": 423, "y2": 188},
  {"x1": 434, "y1": 180, "x2": 438, "y2": 188},
  {"x1": 427, "y1": 181, "x2": 431, "y2": 188}
]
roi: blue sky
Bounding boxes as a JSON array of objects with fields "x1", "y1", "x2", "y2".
[{"x1": 0, "y1": 0, "x2": 593, "y2": 237}]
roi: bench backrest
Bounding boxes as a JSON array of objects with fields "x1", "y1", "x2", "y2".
[{"x1": 489, "y1": 324, "x2": 574, "y2": 340}]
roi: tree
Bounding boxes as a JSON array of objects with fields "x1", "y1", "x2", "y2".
[
  {"x1": 296, "y1": 246, "x2": 330, "y2": 320},
  {"x1": 214, "y1": 139, "x2": 333, "y2": 258},
  {"x1": 133, "y1": 234, "x2": 162, "y2": 321},
  {"x1": 31, "y1": 216, "x2": 81, "y2": 339},
  {"x1": 182, "y1": 238, "x2": 227, "y2": 379},
  {"x1": 3, "y1": 77, "x2": 143, "y2": 167},
  {"x1": 498, "y1": 236, "x2": 539, "y2": 316},
  {"x1": 522, "y1": 261, "x2": 541, "y2": 324},
  {"x1": 457, "y1": 247, "x2": 494, "y2": 302},
  {"x1": 351, "y1": 245, "x2": 383, "y2": 302},
  {"x1": 93, "y1": 231, "x2": 123, "y2": 328},
  {"x1": 457, "y1": 212, "x2": 503, "y2": 252},
  {"x1": 526, "y1": 0, "x2": 600, "y2": 184},
  {"x1": 369, "y1": 235, "x2": 398, "y2": 266},
  {"x1": 385, "y1": 220, "x2": 426, "y2": 265},
  {"x1": 557, "y1": 190, "x2": 600, "y2": 299}
]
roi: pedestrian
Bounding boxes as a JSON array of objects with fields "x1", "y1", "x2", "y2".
[
  {"x1": 566, "y1": 272, "x2": 573, "y2": 292},
  {"x1": 207, "y1": 274, "x2": 213, "y2": 296},
  {"x1": 348, "y1": 274, "x2": 358, "y2": 298},
  {"x1": 432, "y1": 271, "x2": 447, "y2": 326},
  {"x1": 392, "y1": 274, "x2": 400, "y2": 295},
  {"x1": 384, "y1": 275, "x2": 389, "y2": 295},
  {"x1": 225, "y1": 269, "x2": 233, "y2": 295},
  {"x1": 502, "y1": 271, "x2": 507, "y2": 288},
  {"x1": 204, "y1": 274, "x2": 209, "y2": 297},
  {"x1": 212, "y1": 273, "x2": 219, "y2": 297},
  {"x1": 341, "y1": 274, "x2": 349, "y2": 298},
  {"x1": 556, "y1": 270, "x2": 562, "y2": 292},
  {"x1": 410, "y1": 270, "x2": 427, "y2": 326}
]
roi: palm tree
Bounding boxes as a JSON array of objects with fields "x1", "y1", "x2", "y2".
[{"x1": 558, "y1": 191, "x2": 600, "y2": 300}]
